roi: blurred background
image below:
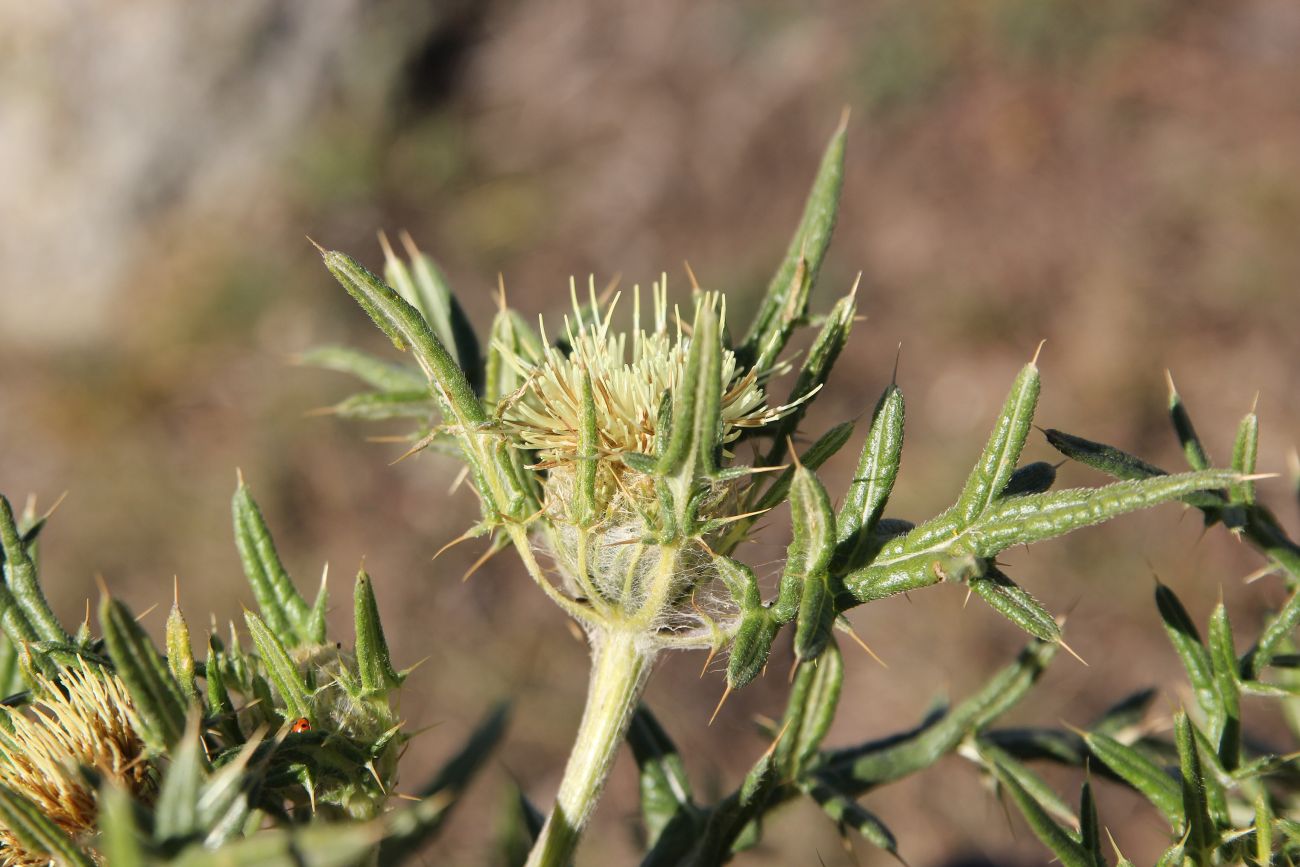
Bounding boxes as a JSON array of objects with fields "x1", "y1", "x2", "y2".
[{"x1": 2, "y1": 1, "x2": 1298, "y2": 863}]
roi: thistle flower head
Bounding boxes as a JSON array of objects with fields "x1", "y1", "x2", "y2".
[
  {"x1": 497, "y1": 280, "x2": 802, "y2": 524},
  {"x1": 0, "y1": 663, "x2": 153, "y2": 866}
]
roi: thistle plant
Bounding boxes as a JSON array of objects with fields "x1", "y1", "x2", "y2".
[
  {"x1": 0, "y1": 118, "x2": 1293, "y2": 867},
  {"x1": 309, "y1": 117, "x2": 1282, "y2": 865},
  {"x1": 0, "y1": 482, "x2": 506, "y2": 866}
]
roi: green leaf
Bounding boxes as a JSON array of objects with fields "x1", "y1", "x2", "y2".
[
  {"x1": 330, "y1": 390, "x2": 437, "y2": 421},
  {"x1": 1175, "y1": 712, "x2": 1217, "y2": 862},
  {"x1": 384, "y1": 236, "x2": 484, "y2": 396},
  {"x1": 321, "y1": 248, "x2": 524, "y2": 521},
  {"x1": 627, "y1": 706, "x2": 698, "y2": 849},
  {"x1": 775, "y1": 466, "x2": 835, "y2": 628},
  {"x1": 723, "y1": 421, "x2": 854, "y2": 555},
  {"x1": 1206, "y1": 602, "x2": 1241, "y2": 770},
  {"x1": 740, "y1": 115, "x2": 847, "y2": 370},
  {"x1": 167, "y1": 598, "x2": 199, "y2": 701},
  {"x1": 957, "y1": 360, "x2": 1041, "y2": 524},
  {"x1": 298, "y1": 345, "x2": 424, "y2": 392},
  {"x1": 800, "y1": 778, "x2": 900, "y2": 860},
  {"x1": 775, "y1": 638, "x2": 843, "y2": 777},
  {"x1": 1078, "y1": 780, "x2": 1104, "y2": 867},
  {"x1": 380, "y1": 702, "x2": 510, "y2": 863},
  {"x1": 972, "y1": 471, "x2": 1239, "y2": 553},
  {"x1": 1167, "y1": 375, "x2": 1211, "y2": 471},
  {"x1": 846, "y1": 471, "x2": 1236, "y2": 604},
  {"x1": 987, "y1": 758, "x2": 1092, "y2": 867},
  {"x1": 485, "y1": 307, "x2": 544, "y2": 405},
  {"x1": 764, "y1": 289, "x2": 857, "y2": 467},
  {"x1": 1043, "y1": 428, "x2": 1223, "y2": 510},
  {"x1": 232, "y1": 480, "x2": 312, "y2": 645},
  {"x1": 100, "y1": 593, "x2": 187, "y2": 751},
  {"x1": 1001, "y1": 461, "x2": 1058, "y2": 498},
  {"x1": 1155, "y1": 582, "x2": 1219, "y2": 730},
  {"x1": 658, "y1": 301, "x2": 723, "y2": 479},
  {"x1": 968, "y1": 566, "x2": 1060, "y2": 643},
  {"x1": 822, "y1": 639, "x2": 1056, "y2": 792},
  {"x1": 726, "y1": 608, "x2": 779, "y2": 691},
  {"x1": 354, "y1": 569, "x2": 403, "y2": 693},
  {"x1": 244, "y1": 610, "x2": 312, "y2": 722},
  {"x1": 0, "y1": 783, "x2": 95, "y2": 867},
  {"x1": 0, "y1": 494, "x2": 67, "y2": 644},
  {"x1": 835, "y1": 382, "x2": 905, "y2": 573},
  {"x1": 156, "y1": 715, "x2": 207, "y2": 841},
  {"x1": 1230, "y1": 407, "x2": 1259, "y2": 505},
  {"x1": 976, "y1": 741, "x2": 1077, "y2": 828},
  {"x1": 1083, "y1": 729, "x2": 1182, "y2": 827},
  {"x1": 574, "y1": 372, "x2": 599, "y2": 529}
]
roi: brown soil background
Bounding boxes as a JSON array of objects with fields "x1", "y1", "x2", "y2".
[{"x1": 2, "y1": 1, "x2": 1298, "y2": 864}]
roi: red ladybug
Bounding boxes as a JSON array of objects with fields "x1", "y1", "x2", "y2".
[{"x1": 290, "y1": 717, "x2": 311, "y2": 733}]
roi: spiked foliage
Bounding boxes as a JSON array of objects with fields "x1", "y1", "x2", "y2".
[
  {"x1": 0, "y1": 486, "x2": 504, "y2": 866},
  {"x1": 308, "y1": 116, "x2": 1280, "y2": 867}
]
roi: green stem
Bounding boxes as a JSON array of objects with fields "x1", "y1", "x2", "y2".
[{"x1": 526, "y1": 628, "x2": 654, "y2": 867}]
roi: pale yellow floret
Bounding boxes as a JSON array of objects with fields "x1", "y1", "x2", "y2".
[
  {"x1": 496, "y1": 279, "x2": 807, "y2": 521},
  {"x1": 0, "y1": 663, "x2": 153, "y2": 867}
]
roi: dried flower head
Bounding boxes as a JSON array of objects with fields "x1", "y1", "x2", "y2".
[{"x1": 0, "y1": 663, "x2": 153, "y2": 866}]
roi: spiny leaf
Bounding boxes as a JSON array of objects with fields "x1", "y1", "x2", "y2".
[
  {"x1": 1167, "y1": 376, "x2": 1211, "y2": 471},
  {"x1": 764, "y1": 288, "x2": 857, "y2": 466},
  {"x1": 1043, "y1": 428, "x2": 1222, "y2": 510},
  {"x1": 822, "y1": 639, "x2": 1056, "y2": 792},
  {"x1": 169, "y1": 822, "x2": 381, "y2": 867},
  {"x1": 1156, "y1": 582, "x2": 1219, "y2": 730},
  {"x1": 800, "y1": 778, "x2": 900, "y2": 860},
  {"x1": 329, "y1": 390, "x2": 437, "y2": 421},
  {"x1": 232, "y1": 480, "x2": 312, "y2": 645},
  {"x1": 1206, "y1": 602, "x2": 1241, "y2": 770},
  {"x1": 0, "y1": 494, "x2": 67, "y2": 644},
  {"x1": 1175, "y1": 712, "x2": 1217, "y2": 862},
  {"x1": 727, "y1": 608, "x2": 779, "y2": 691},
  {"x1": 354, "y1": 569, "x2": 403, "y2": 693},
  {"x1": 97, "y1": 784, "x2": 147, "y2": 865},
  {"x1": 987, "y1": 757, "x2": 1092, "y2": 867},
  {"x1": 244, "y1": 610, "x2": 312, "y2": 722},
  {"x1": 957, "y1": 360, "x2": 1041, "y2": 524},
  {"x1": 977, "y1": 741, "x2": 1077, "y2": 829},
  {"x1": 1082, "y1": 730, "x2": 1182, "y2": 827},
  {"x1": 385, "y1": 236, "x2": 484, "y2": 396},
  {"x1": 1001, "y1": 461, "x2": 1058, "y2": 498},
  {"x1": 775, "y1": 639, "x2": 843, "y2": 777},
  {"x1": 1230, "y1": 407, "x2": 1259, "y2": 505},
  {"x1": 100, "y1": 593, "x2": 187, "y2": 751},
  {"x1": 166, "y1": 598, "x2": 199, "y2": 701},
  {"x1": 658, "y1": 302, "x2": 722, "y2": 479},
  {"x1": 775, "y1": 466, "x2": 835, "y2": 627},
  {"x1": 739, "y1": 114, "x2": 847, "y2": 370},
  {"x1": 298, "y1": 345, "x2": 424, "y2": 392},
  {"x1": 628, "y1": 706, "x2": 698, "y2": 849},
  {"x1": 968, "y1": 566, "x2": 1060, "y2": 643},
  {"x1": 156, "y1": 715, "x2": 207, "y2": 841},
  {"x1": 846, "y1": 471, "x2": 1237, "y2": 604},
  {"x1": 835, "y1": 383, "x2": 905, "y2": 573}
]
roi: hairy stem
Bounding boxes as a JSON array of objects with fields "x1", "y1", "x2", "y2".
[{"x1": 526, "y1": 628, "x2": 654, "y2": 867}]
